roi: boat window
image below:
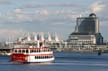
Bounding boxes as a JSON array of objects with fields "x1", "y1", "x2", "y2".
[
  {"x1": 48, "y1": 49, "x2": 51, "y2": 51},
  {"x1": 30, "y1": 50, "x2": 33, "y2": 53},
  {"x1": 34, "y1": 50, "x2": 36, "y2": 52},
  {"x1": 18, "y1": 50, "x2": 21, "y2": 53},
  {"x1": 45, "y1": 56, "x2": 47, "y2": 59},
  {"x1": 39, "y1": 56, "x2": 40, "y2": 59},
  {"x1": 43, "y1": 56, "x2": 45, "y2": 59},
  {"x1": 37, "y1": 56, "x2": 39, "y2": 59},
  {"x1": 35, "y1": 56, "x2": 41, "y2": 59},
  {"x1": 44, "y1": 56, "x2": 46, "y2": 58},
  {"x1": 47, "y1": 49, "x2": 49, "y2": 52},
  {"x1": 22, "y1": 50, "x2": 25, "y2": 53},
  {"x1": 37, "y1": 49, "x2": 40, "y2": 52},
  {"x1": 46, "y1": 56, "x2": 48, "y2": 58},
  {"x1": 15, "y1": 50, "x2": 17, "y2": 53},
  {"x1": 39, "y1": 56, "x2": 41, "y2": 59},
  {"x1": 26, "y1": 50, "x2": 28, "y2": 53},
  {"x1": 35, "y1": 49, "x2": 37, "y2": 52},
  {"x1": 48, "y1": 49, "x2": 50, "y2": 52},
  {"x1": 44, "y1": 56, "x2": 46, "y2": 59},
  {"x1": 38, "y1": 50, "x2": 40, "y2": 52},
  {"x1": 35, "y1": 56, "x2": 37, "y2": 59},
  {"x1": 40, "y1": 56, "x2": 43, "y2": 59},
  {"x1": 35, "y1": 56, "x2": 53, "y2": 59},
  {"x1": 37, "y1": 50, "x2": 38, "y2": 52}
]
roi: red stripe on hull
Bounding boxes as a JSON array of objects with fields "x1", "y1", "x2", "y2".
[{"x1": 11, "y1": 54, "x2": 27, "y2": 62}]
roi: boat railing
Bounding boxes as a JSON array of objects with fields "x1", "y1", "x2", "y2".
[{"x1": 14, "y1": 45, "x2": 29, "y2": 48}]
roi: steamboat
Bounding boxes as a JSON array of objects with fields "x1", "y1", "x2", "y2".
[{"x1": 10, "y1": 41, "x2": 55, "y2": 63}]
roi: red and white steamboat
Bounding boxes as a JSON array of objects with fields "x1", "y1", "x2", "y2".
[{"x1": 10, "y1": 41, "x2": 55, "y2": 63}]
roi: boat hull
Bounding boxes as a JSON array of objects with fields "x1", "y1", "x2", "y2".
[
  {"x1": 10, "y1": 53, "x2": 55, "y2": 63},
  {"x1": 11, "y1": 57, "x2": 55, "y2": 64}
]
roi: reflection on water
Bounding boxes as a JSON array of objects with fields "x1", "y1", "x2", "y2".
[{"x1": 1, "y1": 52, "x2": 108, "y2": 71}]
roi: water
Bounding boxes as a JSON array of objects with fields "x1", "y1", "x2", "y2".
[{"x1": 1, "y1": 52, "x2": 108, "y2": 71}]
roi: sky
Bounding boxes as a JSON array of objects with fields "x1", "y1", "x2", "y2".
[{"x1": 0, "y1": 0, "x2": 108, "y2": 41}]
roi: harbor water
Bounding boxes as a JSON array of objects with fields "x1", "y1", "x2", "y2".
[{"x1": 1, "y1": 52, "x2": 108, "y2": 71}]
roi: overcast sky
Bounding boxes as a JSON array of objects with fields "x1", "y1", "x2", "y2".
[{"x1": 0, "y1": 0, "x2": 108, "y2": 41}]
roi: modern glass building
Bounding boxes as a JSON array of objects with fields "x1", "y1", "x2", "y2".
[
  {"x1": 68, "y1": 13, "x2": 103, "y2": 48},
  {"x1": 75, "y1": 13, "x2": 99, "y2": 34}
]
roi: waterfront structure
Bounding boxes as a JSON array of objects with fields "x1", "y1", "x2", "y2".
[
  {"x1": 69, "y1": 13, "x2": 103, "y2": 45},
  {"x1": 66, "y1": 13, "x2": 104, "y2": 52},
  {"x1": 14, "y1": 32, "x2": 62, "y2": 49},
  {"x1": 0, "y1": 32, "x2": 63, "y2": 55},
  {"x1": 67, "y1": 33, "x2": 97, "y2": 51},
  {"x1": 68, "y1": 33, "x2": 96, "y2": 44}
]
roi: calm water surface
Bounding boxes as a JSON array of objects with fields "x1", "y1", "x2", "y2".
[{"x1": 0, "y1": 52, "x2": 108, "y2": 71}]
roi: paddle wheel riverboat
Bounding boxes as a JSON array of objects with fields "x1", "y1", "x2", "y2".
[{"x1": 10, "y1": 41, "x2": 55, "y2": 63}]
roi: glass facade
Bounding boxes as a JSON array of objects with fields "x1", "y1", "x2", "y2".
[
  {"x1": 75, "y1": 13, "x2": 99, "y2": 34},
  {"x1": 77, "y1": 18, "x2": 96, "y2": 33}
]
